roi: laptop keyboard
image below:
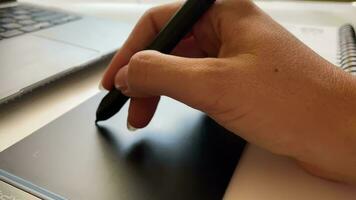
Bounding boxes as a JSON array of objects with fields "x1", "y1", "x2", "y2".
[{"x1": 0, "y1": 4, "x2": 81, "y2": 40}]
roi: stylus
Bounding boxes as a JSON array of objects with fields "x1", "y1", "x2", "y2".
[{"x1": 95, "y1": 0, "x2": 216, "y2": 123}]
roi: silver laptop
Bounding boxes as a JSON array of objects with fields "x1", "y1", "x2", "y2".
[{"x1": 0, "y1": 0, "x2": 133, "y2": 104}]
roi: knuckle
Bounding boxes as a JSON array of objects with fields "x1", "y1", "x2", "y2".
[
  {"x1": 236, "y1": 0, "x2": 257, "y2": 11},
  {"x1": 142, "y1": 4, "x2": 167, "y2": 20},
  {"x1": 141, "y1": 2, "x2": 182, "y2": 25},
  {"x1": 229, "y1": 0, "x2": 256, "y2": 12},
  {"x1": 142, "y1": 7, "x2": 157, "y2": 18},
  {"x1": 129, "y1": 51, "x2": 151, "y2": 66},
  {"x1": 127, "y1": 51, "x2": 152, "y2": 91},
  {"x1": 215, "y1": 0, "x2": 258, "y2": 18}
]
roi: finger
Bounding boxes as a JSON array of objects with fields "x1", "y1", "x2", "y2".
[
  {"x1": 110, "y1": 65, "x2": 160, "y2": 128},
  {"x1": 116, "y1": 50, "x2": 225, "y2": 112},
  {"x1": 101, "y1": 2, "x2": 208, "y2": 129},
  {"x1": 101, "y1": 2, "x2": 183, "y2": 90},
  {"x1": 127, "y1": 97, "x2": 160, "y2": 129},
  {"x1": 100, "y1": 3, "x2": 182, "y2": 129}
]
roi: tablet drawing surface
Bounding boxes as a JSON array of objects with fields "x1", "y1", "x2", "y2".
[{"x1": 0, "y1": 92, "x2": 246, "y2": 200}]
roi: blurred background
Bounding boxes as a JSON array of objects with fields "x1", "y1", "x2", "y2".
[{"x1": 21, "y1": 0, "x2": 356, "y2": 27}]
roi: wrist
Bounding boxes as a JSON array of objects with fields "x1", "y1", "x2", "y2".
[{"x1": 294, "y1": 69, "x2": 356, "y2": 184}]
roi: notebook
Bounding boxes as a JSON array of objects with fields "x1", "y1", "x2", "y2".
[
  {"x1": 283, "y1": 23, "x2": 356, "y2": 74},
  {"x1": 337, "y1": 24, "x2": 356, "y2": 74}
]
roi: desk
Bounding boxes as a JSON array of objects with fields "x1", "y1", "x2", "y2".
[{"x1": 1, "y1": 0, "x2": 356, "y2": 199}]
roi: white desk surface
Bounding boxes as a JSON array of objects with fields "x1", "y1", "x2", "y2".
[{"x1": 1, "y1": 0, "x2": 356, "y2": 199}]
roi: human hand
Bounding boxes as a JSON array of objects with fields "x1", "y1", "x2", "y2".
[{"x1": 101, "y1": 0, "x2": 356, "y2": 184}]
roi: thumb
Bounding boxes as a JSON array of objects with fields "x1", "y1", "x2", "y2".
[{"x1": 115, "y1": 50, "x2": 223, "y2": 111}]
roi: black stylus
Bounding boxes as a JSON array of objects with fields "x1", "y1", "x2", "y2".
[{"x1": 96, "y1": 0, "x2": 216, "y2": 123}]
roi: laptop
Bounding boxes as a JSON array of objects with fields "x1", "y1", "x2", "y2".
[
  {"x1": 0, "y1": 0, "x2": 133, "y2": 104},
  {"x1": 0, "y1": 93, "x2": 246, "y2": 200}
]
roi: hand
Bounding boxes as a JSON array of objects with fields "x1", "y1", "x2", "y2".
[{"x1": 101, "y1": 0, "x2": 356, "y2": 184}]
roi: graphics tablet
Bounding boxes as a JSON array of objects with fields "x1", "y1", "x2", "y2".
[{"x1": 0, "y1": 93, "x2": 246, "y2": 200}]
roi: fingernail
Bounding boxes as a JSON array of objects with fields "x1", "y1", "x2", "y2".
[
  {"x1": 115, "y1": 65, "x2": 128, "y2": 90},
  {"x1": 127, "y1": 121, "x2": 138, "y2": 132},
  {"x1": 98, "y1": 82, "x2": 105, "y2": 91}
]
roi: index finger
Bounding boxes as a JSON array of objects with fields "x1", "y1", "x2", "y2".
[
  {"x1": 100, "y1": 3, "x2": 183, "y2": 129},
  {"x1": 101, "y1": 2, "x2": 183, "y2": 90}
]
